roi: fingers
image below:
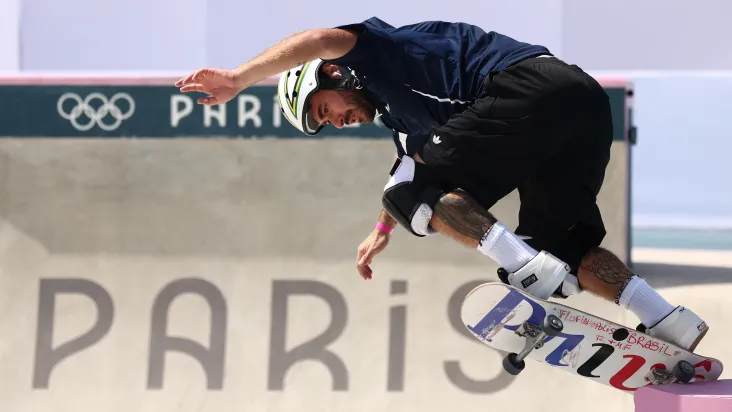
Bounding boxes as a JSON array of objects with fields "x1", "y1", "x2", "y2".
[
  {"x1": 197, "y1": 95, "x2": 219, "y2": 105},
  {"x1": 362, "y1": 264, "x2": 373, "y2": 280},
  {"x1": 357, "y1": 261, "x2": 372, "y2": 280},
  {"x1": 175, "y1": 68, "x2": 208, "y2": 87},
  {"x1": 356, "y1": 247, "x2": 374, "y2": 280},
  {"x1": 175, "y1": 71, "x2": 197, "y2": 87},
  {"x1": 179, "y1": 84, "x2": 204, "y2": 93},
  {"x1": 177, "y1": 85, "x2": 220, "y2": 105},
  {"x1": 174, "y1": 70, "x2": 221, "y2": 106}
]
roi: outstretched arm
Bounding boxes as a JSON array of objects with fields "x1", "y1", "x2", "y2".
[
  {"x1": 354, "y1": 153, "x2": 401, "y2": 280},
  {"x1": 232, "y1": 28, "x2": 358, "y2": 89},
  {"x1": 176, "y1": 28, "x2": 359, "y2": 105}
]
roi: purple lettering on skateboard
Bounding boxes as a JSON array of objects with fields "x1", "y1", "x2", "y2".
[
  {"x1": 543, "y1": 332, "x2": 586, "y2": 367},
  {"x1": 467, "y1": 289, "x2": 545, "y2": 340},
  {"x1": 467, "y1": 288, "x2": 585, "y2": 367}
]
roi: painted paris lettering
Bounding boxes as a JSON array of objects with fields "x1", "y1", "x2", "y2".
[
  {"x1": 466, "y1": 289, "x2": 585, "y2": 367},
  {"x1": 577, "y1": 344, "x2": 614, "y2": 378},
  {"x1": 608, "y1": 354, "x2": 648, "y2": 390},
  {"x1": 465, "y1": 290, "x2": 715, "y2": 391},
  {"x1": 607, "y1": 357, "x2": 712, "y2": 390}
]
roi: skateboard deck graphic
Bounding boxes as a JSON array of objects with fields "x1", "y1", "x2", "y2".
[{"x1": 460, "y1": 282, "x2": 723, "y2": 393}]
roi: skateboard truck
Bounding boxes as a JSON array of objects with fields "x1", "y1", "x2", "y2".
[
  {"x1": 644, "y1": 361, "x2": 696, "y2": 385},
  {"x1": 503, "y1": 314, "x2": 564, "y2": 375}
]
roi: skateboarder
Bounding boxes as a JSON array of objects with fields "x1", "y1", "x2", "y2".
[{"x1": 175, "y1": 17, "x2": 709, "y2": 352}]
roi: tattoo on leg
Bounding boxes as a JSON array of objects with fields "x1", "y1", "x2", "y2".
[
  {"x1": 433, "y1": 191, "x2": 497, "y2": 241},
  {"x1": 581, "y1": 247, "x2": 634, "y2": 286}
]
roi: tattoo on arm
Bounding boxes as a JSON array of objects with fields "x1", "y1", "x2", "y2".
[
  {"x1": 433, "y1": 191, "x2": 497, "y2": 242},
  {"x1": 580, "y1": 247, "x2": 634, "y2": 285}
]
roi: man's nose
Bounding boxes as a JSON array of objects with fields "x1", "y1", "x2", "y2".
[{"x1": 331, "y1": 114, "x2": 345, "y2": 128}]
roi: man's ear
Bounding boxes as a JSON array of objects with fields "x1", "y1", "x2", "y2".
[{"x1": 321, "y1": 63, "x2": 344, "y2": 79}]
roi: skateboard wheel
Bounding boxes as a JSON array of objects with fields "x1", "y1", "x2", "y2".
[
  {"x1": 542, "y1": 314, "x2": 564, "y2": 337},
  {"x1": 673, "y1": 360, "x2": 695, "y2": 383},
  {"x1": 503, "y1": 353, "x2": 525, "y2": 375}
]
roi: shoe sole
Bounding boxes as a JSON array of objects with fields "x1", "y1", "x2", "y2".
[{"x1": 688, "y1": 326, "x2": 710, "y2": 353}]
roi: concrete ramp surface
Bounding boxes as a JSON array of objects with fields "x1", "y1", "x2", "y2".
[{"x1": 0, "y1": 139, "x2": 728, "y2": 412}]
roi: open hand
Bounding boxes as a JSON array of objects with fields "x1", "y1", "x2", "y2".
[
  {"x1": 175, "y1": 68, "x2": 241, "y2": 105},
  {"x1": 356, "y1": 229, "x2": 391, "y2": 280}
]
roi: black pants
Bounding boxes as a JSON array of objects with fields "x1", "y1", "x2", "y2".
[{"x1": 418, "y1": 55, "x2": 614, "y2": 273}]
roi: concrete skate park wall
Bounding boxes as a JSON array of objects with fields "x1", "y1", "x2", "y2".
[{"x1": 0, "y1": 77, "x2": 643, "y2": 411}]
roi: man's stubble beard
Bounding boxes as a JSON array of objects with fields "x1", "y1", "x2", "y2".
[{"x1": 343, "y1": 91, "x2": 377, "y2": 122}]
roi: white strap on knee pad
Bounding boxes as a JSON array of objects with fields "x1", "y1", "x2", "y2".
[{"x1": 382, "y1": 155, "x2": 439, "y2": 236}]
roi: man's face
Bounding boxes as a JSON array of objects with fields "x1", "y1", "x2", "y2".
[{"x1": 308, "y1": 64, "x2": 377, "y2": 129}]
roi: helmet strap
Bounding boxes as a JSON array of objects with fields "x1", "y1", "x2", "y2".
[{"x1": 317, "y1": 65, "x2": 361, "y2": 91}]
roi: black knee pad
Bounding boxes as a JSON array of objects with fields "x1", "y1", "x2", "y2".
[{"x1": 382, "y1": 156, "x2": 445, "y2": 237}]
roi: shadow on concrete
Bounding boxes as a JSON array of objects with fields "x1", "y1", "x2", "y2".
[{"x1": 632, "y1": 262, "x2": 732, "y2": 288}]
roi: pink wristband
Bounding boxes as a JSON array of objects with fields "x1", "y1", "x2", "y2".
[{"x1": 376, "y1": 222, "x2": 394, "y2": 234}]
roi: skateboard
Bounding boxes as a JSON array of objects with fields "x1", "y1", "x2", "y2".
[{"x1": 460, "y1": 282, "x2": 723, "y2": 393}]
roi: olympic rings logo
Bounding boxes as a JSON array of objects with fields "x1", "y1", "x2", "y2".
[{"x1": 57, "y1": 92, "x2": 136, "y2": 131}]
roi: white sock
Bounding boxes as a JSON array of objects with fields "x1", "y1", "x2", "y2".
[
  {"x1": 477, "y1": 222, "x2": 538, "y2": 272},
  {"x1": 617, "y1": 276, "x2": 676, "y2": 327}
]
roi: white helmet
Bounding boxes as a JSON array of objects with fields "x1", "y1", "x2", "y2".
[
  {"x1": 277, "y1": 59, "x2": 327, "y2": 136},
  {"x1": 277, "y1": 58, "x2": 362, "y2": 136}
]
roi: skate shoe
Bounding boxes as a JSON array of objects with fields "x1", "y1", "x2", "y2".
[{"x1": 637, "y1": 306, "x2": 709, "y2": 353}]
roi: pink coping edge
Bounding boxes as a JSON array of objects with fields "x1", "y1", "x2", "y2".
[
  {"x1": 0, "y1": 74, "x2": 629, "y2": 88},
  {"x1": 635, "y1": 380, "x2": 732, "y2": 412},
  {"x1": 0, "y1": 74, "x2": 278, "y2": 86}
]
